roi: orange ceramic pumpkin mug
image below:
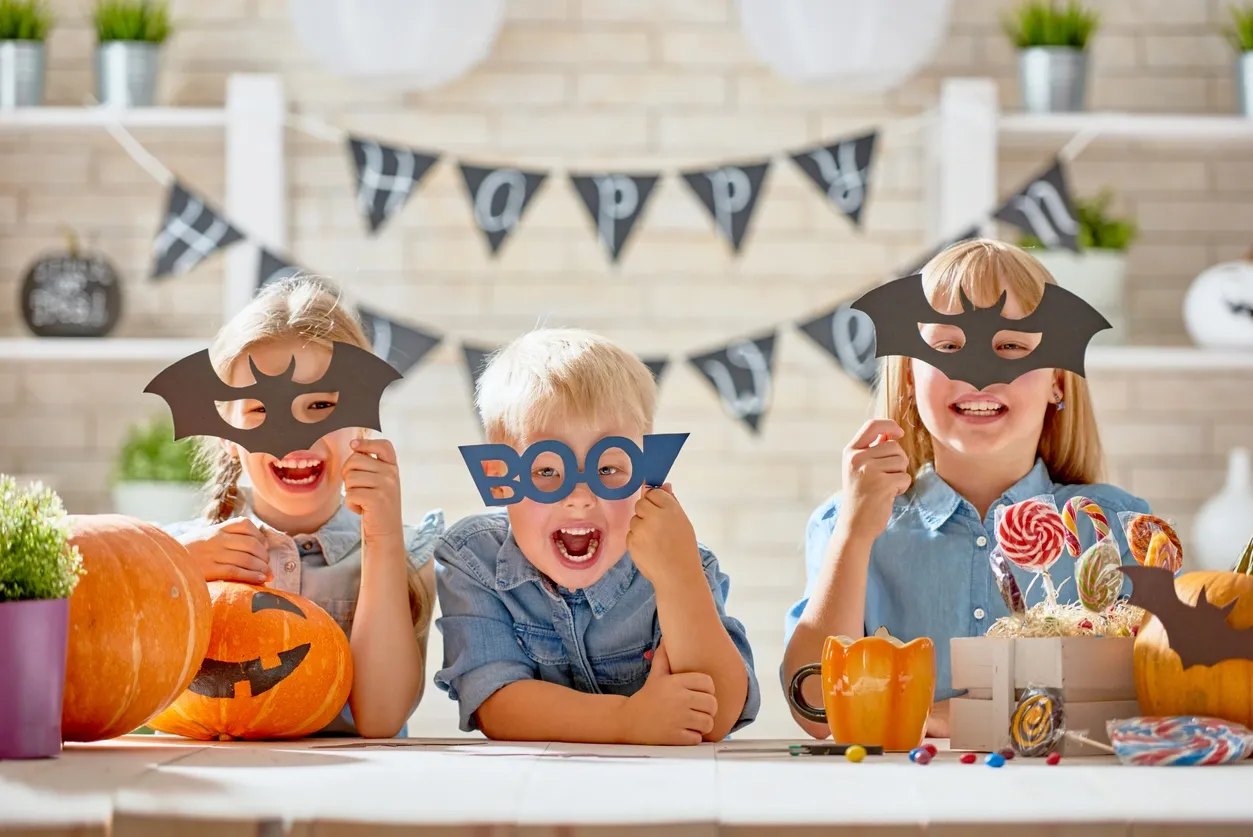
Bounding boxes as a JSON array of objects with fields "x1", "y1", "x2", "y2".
[{"x1": 787, "y1": 627, "x2": 936, "y2": 751}]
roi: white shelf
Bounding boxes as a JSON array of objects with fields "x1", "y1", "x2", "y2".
[
  {"x1": 0, "y1": 106, "x2": 227, "y2": 131},
  {"x1": 0, "y1": 338, "x2": 207, "y2": 361},
  {"x1": 999, "y1": 112, "x2": 1253, "y2": 143},
  {"x1": 1086, "y1": 346, "x2": 1253, "y2": 370}
]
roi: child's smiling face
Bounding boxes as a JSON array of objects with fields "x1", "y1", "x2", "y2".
[
  {"x1": 503, "y1": 419, "x2": 642, "y2": 591},
  {"x1": 912, "y1": 287, "x2": 1060, "y2": 462}
]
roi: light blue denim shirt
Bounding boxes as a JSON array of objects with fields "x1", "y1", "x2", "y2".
[
  {"x1": 784, "y1": 458, "x2": 1151, "y2": 702},
  {"x1": 433, "y1": 510, "x2": 761, "y2": 735}
]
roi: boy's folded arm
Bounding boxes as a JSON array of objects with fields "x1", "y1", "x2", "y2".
[
  {"x1": 652, "y1": 549, "x2": 759, "y2": 741},
  {"x1": 475, "y1": 680, "x2": 629, "y2": 743}
]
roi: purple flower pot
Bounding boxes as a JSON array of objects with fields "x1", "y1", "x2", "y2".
[{"x1": 0, "y1": 597, "x2": 70, "y2": 759}]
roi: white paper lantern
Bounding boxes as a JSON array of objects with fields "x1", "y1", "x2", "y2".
[
  {"x1": 737, "y1": 0, "x2": 954, "y2": 92},
  {"x1": 289, "y1": 0, "x2": 505, "y2": 91}
]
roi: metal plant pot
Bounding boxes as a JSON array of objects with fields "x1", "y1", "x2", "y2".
[
  {"x1": 1239, "y1": 52, "x2": 1252, "y2": 118},
  {"x1": 0, "y1": 40, "x2": 45, "y2": 108},
  {"x1": 95, "y1": 41, "x2": 160, "y2": 107},
  {"x1": 1018, "y1": 46, "x2": 1088, "y2": 113}
]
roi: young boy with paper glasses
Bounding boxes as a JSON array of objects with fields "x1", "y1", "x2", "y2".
[{"x1": 434, "y1": 328, "x2": 759, "y2": 743}]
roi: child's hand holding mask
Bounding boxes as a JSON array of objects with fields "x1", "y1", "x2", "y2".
[{"x1": 626, "y1": 483, "x2": 703, "y2": 589}]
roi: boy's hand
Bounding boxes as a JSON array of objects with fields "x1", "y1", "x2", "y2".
[
  {"x1": 618, "y1": 642, "x2": 717, "y2": 745},
  {"x1": 178, "y1": 517, "x2": 270, "y2": 584},
  {"x1": 626, "y1": 484, "x2": 703, "y2": 591},
  {"x1": 343, "y1": 438, "x2": 404, "y2": 543}
]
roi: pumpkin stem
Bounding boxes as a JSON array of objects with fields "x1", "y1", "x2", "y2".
[{"x1": 1236, "y1": 535, "x2": 1253, "y2": 576}]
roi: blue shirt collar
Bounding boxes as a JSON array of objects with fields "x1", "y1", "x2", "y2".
[
  {"x1": 235, "y1": 485, "x2": 362, "y2": 565},
  {"x1": 907, "y1": 457, "x2": 1055, "y2": 531},
  {"x1": 494, "y1": 532, "x2": 638, "y2": 619}
]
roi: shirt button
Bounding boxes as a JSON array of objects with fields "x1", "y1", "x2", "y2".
[
  {"x1": 974, "y1": 607, "x2": 986, "y2": 620},
  {"x1": 284, "y1": 560, "x2": 296, "y2": 572},
  {"x1": 976, "y1": 536, "x2": 988, "y2": 548}
]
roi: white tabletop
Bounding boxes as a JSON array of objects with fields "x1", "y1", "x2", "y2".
[{"x1": 3, "y1": 737, "x2": 1253, "y2": 835}]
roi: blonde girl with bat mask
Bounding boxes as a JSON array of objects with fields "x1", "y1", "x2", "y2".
[
  {"x1": 164, "y1": 277, "x2": 442, "y2": 739},
  {"x1": 782, "y1": 239, "x2": 1151, "y2": 739}
]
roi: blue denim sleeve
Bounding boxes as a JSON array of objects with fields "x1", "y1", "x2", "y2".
[
  {"x1": 783, "y1": 496, "x2": 841, "y2": 649},
  {"x1": 432, "y1": 536, "x2": 537, "y2": 733},
  {"x1": 699, "y1": 548, "x2": 760, "y2": 733}
]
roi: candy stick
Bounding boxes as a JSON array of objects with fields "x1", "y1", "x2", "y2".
[{"x1": 1062, "y1": 496, "x2": 1111, "y2": 556}]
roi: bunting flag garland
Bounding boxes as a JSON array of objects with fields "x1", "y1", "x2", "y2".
[
  {"x1": 461, "y1": 343, "x2": 498, "y2": 405},
  {"x1": 460, "y1": 164, "x2": 548, "y2": 256},
  {"x1": 688, "y1": 332, "x2": 777, "y2": 435},
  {"x1": 358, "y1": 305, "x2": 442, "y2": 376},
  {"x1": 899, "y1": 225, "x2": 981, "y2": 276},
  {"x1": 349, "y1": 137, "x2": 439, "y2": 236},
  {"x1": 789, "y1": 131, "x2": 878, "y2": 227},
  {"x1": 681, "y1": 160, "x2": 771, "y2": 253},
  {"x1": 641, "y1": 357, "x2": 669, "y2": 385},
  {"x1": 569, "y1": 173, "x2": 659, "y2": 263},
  {"x1": 151, "y1": 182, "x2": 245, "y2": 279},
  {"x1": 992, "y1": 159, "x2": 1079, "y2": 252},
  {"x1": 257, "y1": 248, "x2": 301, "y2": 292},
  {"x1": 796, "y1": 299, "x2": 879, "y2": 388}
]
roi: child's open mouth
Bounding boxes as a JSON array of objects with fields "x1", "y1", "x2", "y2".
[
  {"x1": 269, "y1": 454, "x2": 326, "y2": 492},
  {"x1": 551, "y1": 526, "x2": 603, "y2": 569},
  {"x1": 950, "y1": 398, "x2": 1007, "y2": 423}
]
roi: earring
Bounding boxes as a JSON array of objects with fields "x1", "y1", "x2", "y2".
[{"x1": 1054, "y1": 394, "x2": 1065, "y2": 412}]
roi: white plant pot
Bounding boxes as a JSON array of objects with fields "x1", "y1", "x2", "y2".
[
  {"x1": 1191, "y1": 448, "x2": 1253, "y2": 573},
  {"x1": 1183, "y1": 255, "x2": 1253, "y2": 349},
  {"x1": 1029, "y1": 249, "x2": 1128, "y2": 345},
  {"x1": 111, "y1": 481, "x2": 203, "y2": 525}
]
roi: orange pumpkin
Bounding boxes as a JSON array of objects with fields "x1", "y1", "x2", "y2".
[
  {"x1": 61, "y1": 515, "x2": 212, "y2": 741},
  {"x1": 149, "y1": 582, "x2": 353, "y2": 740},
  {"x1": 1133, "y1": 549, "x2": 1253, "y2": 727}
]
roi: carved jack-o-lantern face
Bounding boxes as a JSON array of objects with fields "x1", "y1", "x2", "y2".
[{"x1": 148, "y1": 582, "x2": 353, "y2": 741}]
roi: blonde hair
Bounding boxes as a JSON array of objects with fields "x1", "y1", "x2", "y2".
[
  {"x1": 880, "y1": 238, "x2": 1105, "y2": 485},
  {"x1": 196, "y1": 277, "x2": 431, "y2": 626},
  {"x1": 476, "y1": 328, "x2": 657, "y2": 446}
]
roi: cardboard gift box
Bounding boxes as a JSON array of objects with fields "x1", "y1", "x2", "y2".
[{"x1": 949, "y1": 636, "x2": 1140, "y2": 756}]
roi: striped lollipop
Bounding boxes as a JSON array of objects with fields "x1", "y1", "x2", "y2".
[
  {"x1": 1075, "y1": 539, "x2": 1122, "y2": 612},
  {"x1": 1107, "y1": 716, "x2": 1253, "y2": 766},
  {"x1": 996, "y1": 499, "x2": 1067, "y2": 571},
  {"x1": 1062, "y1": 496, "x2": 1111, "y2": 556}
]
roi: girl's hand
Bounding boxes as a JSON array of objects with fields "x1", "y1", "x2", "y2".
[
  {"x1": 177, "y1": 517, "x2": 270, "y2": 584},
  {"x1": 343, "y1": 438, "x2": 403, "y2": 543},
  {"x1": 840, "y1": 419, "x2": 912, "y2": 542}
]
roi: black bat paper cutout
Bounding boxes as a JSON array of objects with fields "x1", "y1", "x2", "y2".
[
  {"x1": 850, "y1": 274, "x2": 1110, "y2": 389},
  {"x1": 1120, "y1": 565, "x2": 1253, "y2": 669},
  {"x1": 144, "y1": 341, "x2": 402, "y2": 458}
]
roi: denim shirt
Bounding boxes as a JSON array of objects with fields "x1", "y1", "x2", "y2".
[
  {"x1": 165, "y1": 489, "x2": 444, "y2": 736},
  {"x1": 433, "y1": 510, "x2": 761, "y2": 735},
  {"x1": 784, "y1": 458, "x2": 1151, "y2": 702}
]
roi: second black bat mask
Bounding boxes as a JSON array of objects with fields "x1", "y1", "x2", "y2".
[
  {"x1": 850, "y1": 273, "x2": 1110, "y2": 389},
  {"x1": 144, "y1": 341, "x2": 402, "y2": 457}
]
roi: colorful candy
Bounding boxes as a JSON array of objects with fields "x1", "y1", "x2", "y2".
[
  {"x1": 1009, "y1": 687, "x2": 1064, "y2": 757},
  {"x1": 1046, "y1": 752, "x2": 1061, "y2": 765},
  {"x1": 988, "y1": 548, "x2": 1026, "y2": 615},
  {"x1": 960, "y1": 752, "x2": 976, "y2": 764},
  {"x1": 1145, "y1": 530, "x2": 1183, "y2": 574},
  {"x1": 914, "y1": 750, "x2": 932, "y2": 765},
  {"x1": 997, "y1": 499, "x2": 1067, "y2": 571},
  {"x1": 921, "y1": 743, "x2": 937, "y2": 757},
  {"x1": 1106, "y1": 716, "x2": 1253, "y2": 766},
  {"x1": 984, "y1": 752, "x2": 1005, "y2": 767},
  {"x1": 997, "y1": 748, "x2": 1015, "y2": 760},
  {"x1": 845, "y1": 744, "x2": 866, "y2": 763},
  {"x1": 1062, "y1": 496, "x2": 1111, "y2": 556},
  {"x1": 1125, "y1": 514, "x2": 1183, "y2": 570},
  {"x1": 1075, "y1": 538, "x2": 1122, "y2": 612}
]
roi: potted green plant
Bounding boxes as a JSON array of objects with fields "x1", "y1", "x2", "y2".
[
  {"x1": 0, "y1": 475, "x2": 84, "y2": 759},
  {"x1": 111, "y1": 415, "x2": 206, "y2": 524},
  {"x1": 1021, "y1": 190, "x2": 1139, "y2": 345},
  {"x1": 0, "y1": 0, "x2": 53, "y2": 108},
  {"x1": 1003, "y1": 0, "x2": 1100, "y2": 113},
  {"x1": 1223, "y1": 4, "x2": 1253, "y2": 117},
  {"x1": 93, "y1": 1, "x2": 171, "y2": 107}
]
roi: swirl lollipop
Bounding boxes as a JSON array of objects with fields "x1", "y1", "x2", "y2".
[
  {"x1": 1145, "y1": 530, "x2": 1183, "y2": 574},
  {"x1": 997, "y1": 499, "x2": 1067, "y2": 571},
  {"x1": 1125, "y1": 513, "x2": 1183, "y2": 571},
  {"x1": 1009, "y1": 687, "x2": 1064, "y2": 757},
  {"x1": 1107, "y1": 716, "x2": 1253, "y2": 766},
  {"x1": 1075, "y1": 539, "x2": 1122, "y2": 612},
  {"x1": 989, "y1": 548, "x2": 1025, "y2": 615}
]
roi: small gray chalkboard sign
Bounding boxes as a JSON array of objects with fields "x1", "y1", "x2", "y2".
[{"x1": 20, "y1": 246, "x2": 122, "y2": 338}]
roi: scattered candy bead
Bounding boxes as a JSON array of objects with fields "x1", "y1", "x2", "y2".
[
  {"x1": 998, "y1": 748, "x2": 1015, "y2": 760},
  {"x1": 985, "y1": 752, "x2": 1006, "y2": 768},
  {"x1": 914, "y1": 750, "x2": 932, "y2": 765},
  {"x1": 909, "y1": 748, "x2": 921, "y2": 762},
  {"x1": 1046, "y1": 752, "x2": 1062, "y2": 765},
  {"x1": 922, "y1": 743, "x2": 937, "y2": 756},
  {"x1": 960, "y1": 753, "x2": 977, "y2": 764},
  {"x1": 845, "y1": 745, "x2": 866, "y2": 763}
]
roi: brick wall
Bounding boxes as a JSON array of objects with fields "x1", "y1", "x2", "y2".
[{"x1": 2, "y1": 0, "x2": 1252, "y2": 738}]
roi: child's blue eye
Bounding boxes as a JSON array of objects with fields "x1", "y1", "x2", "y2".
[
  {"x1": 534, "y1": 467, "x2": 558, "y2": 478},
  {"x1": 310, "y1": 400, "x2": 335, "y2": 410},
  {"x1": 250, "y1": 405, "x2": 266, "y2": 414},
  {"x1": 599, "y1": 466, "x2": 618, "y2": 476}
]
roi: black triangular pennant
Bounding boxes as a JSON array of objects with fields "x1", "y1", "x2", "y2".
[
  {"x1": 357, "y1": 306, "x2": 441, "y2": 376},
  {"x1": 151, "y1": 181, "x2": 244, "y2": 279},
  {"x1": 789, "y1": 131, "x2": 877, "y2": 227},
  {"x1": 797, "y1": 300, "x2": 878, "y2": 388},
  {"x1": 641, "y1": 356, "x2": 669, "y2": 385},
  {"x1": 257, "y1": 249, "x2": 302, "y2": 293},
  {"x1": 687, "y1": 332, "x2": 777, "y2": 435},
  {"x1": 459, "y1": 163, "x2": 548, "y2": 256},
  {"x1": 681, "y1": 160, "x2": 770, "y2": 253},
  {"x1": 993, "y1": 159, "x2": 1079, "y2": 251},
  {"x1": 349, "y1": 137, "x2": 439, "y2": 235},
  {"x1": 569, "y1": 173, "x2": 659, "y2": 263},
  {"x1": 462, "y1": 343, "x2": 498, "y2": 405},
  {"x1": 899, "y1": 225, "x2": 982, "y2": 276}
]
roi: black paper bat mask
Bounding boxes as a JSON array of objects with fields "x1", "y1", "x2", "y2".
[
  {"x1": 144, "y1": 341, "x2": 402, "y2": 458},
  {"x1": 850, "y1": 273, "x2": 1110, "y2": 389},
  {"x1": 1120, "y1": 565, "x2": 1253, "y2": 670},
  {"x1": 187, "y1": 592, "x2": 310, "y2": 699}
]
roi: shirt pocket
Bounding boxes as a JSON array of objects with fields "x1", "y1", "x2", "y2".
[
  {"x1": 513, "y1": 624, "x2": 569, "y2": 667},
  {"x1": 589, "y1": 643, "x2": 651, "y2": 689}
]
